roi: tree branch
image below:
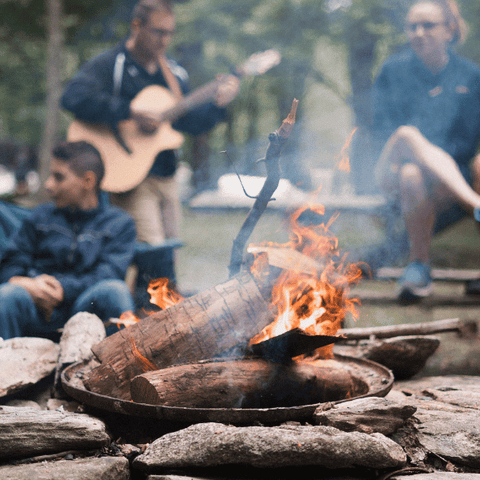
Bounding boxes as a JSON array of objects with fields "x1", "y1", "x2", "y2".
[{"x1": 228, "y1": 99, "x2": 299, "y2": 278}]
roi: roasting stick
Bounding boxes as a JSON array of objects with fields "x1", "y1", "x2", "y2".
[{"x1": 337, "y1": 317, "x2": 477, "y2": 341}]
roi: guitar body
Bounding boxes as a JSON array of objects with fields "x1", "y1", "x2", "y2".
[
  {"x1": 67, "y1": 85, "x2": 185, "y2": 193},
  {"x1": 67, "y1": 49, "x2": 281, "y2": 193}
]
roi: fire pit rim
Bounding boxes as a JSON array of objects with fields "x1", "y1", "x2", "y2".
[{"x1": 61, "y1": 354, "x2": 394, "y2": 425}]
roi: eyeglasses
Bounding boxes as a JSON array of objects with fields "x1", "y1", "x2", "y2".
[
  {"x1": 146, "y1": 27, "x2": 176, "y2": 38},
  {"x1": 405, "y1": 21, "x2": 445, "y2": 33}
]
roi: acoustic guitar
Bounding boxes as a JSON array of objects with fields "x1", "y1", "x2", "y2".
[{"x1": 67, "y1": 49, "x2": 281, "y2": 193}]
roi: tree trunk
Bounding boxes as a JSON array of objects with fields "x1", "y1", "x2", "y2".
[
  {"x1": 38, "y1": 0, "x2": 63, "y2": 200},
  {"x1": 347, "y1": 25, "x2": 379, "y2": 195}
]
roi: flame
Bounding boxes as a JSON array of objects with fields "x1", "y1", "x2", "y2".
[
  {"x1": 334, "y1": 127, "x2": 357, "y2": 173},
  {"x1": 249, "y1": 202, "x2": 362, "y2": 358},
  {"x1": 116, "y1": 278, "x2": 185, "y2": 329},
  {"x1": 148, "y1": 278, "x2": 184, "y2": 309},
  {"x1": 128, "y1": 336, "x2": 157, "y2": 372}
]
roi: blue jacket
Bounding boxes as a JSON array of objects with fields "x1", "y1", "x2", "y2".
[
  {"x1": 372, "y1": 49, "x2": 480, "y2": 176},
  {"x1": 0, "y1": 202, "x2": 136, "y2": 307},
  {"x1": 61, "y1": 42, "x2": 227, "y2": 178}
]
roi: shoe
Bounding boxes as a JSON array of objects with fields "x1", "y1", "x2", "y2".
[
  {"x1": 474, "y1": 207, "x2": 480, "y2": 222},
  {"x1": 397, "y1": 261, "x2": 433, "y2": 304},
  {"x1": 465, "y1": 278, "x2": 480, "y2": 295}
]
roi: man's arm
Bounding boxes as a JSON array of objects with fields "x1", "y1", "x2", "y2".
[{"x1": 61, "y1": 51, "x2": 131, "y2": 127}]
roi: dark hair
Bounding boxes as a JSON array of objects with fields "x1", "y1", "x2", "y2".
[
  {"x1": 411, "y1": 0, "x2": 468, "y2": 44},
  {"x1": 52, "y1": 141, "x2": 105, "y2": 190},
  {"x1": 132, "y1": 0, "x2": 173, "y2": 25}
]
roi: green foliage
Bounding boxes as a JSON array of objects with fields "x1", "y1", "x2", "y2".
[{"x1": 2, "y1": 0, "x2": 480, "y2": 181}]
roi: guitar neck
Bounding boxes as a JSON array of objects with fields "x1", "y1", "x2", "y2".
[{"x1": 159, "y1": 78, "x2": 222, "y2": 123}]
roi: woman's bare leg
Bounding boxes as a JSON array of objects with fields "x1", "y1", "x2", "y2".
[
  {"x1": 399, "y1": 163, "x2": 436, "y2": 263},
  {"x1": 376, "y1": 126, "x2": 480, "y2": 213}
]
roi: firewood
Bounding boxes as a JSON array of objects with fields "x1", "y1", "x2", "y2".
[
  {"x1": 130, "y1": 358, "x2": 359, "y2": 408},
  {"x1": 338, "y1": 318, "x2": 474, "y2": 340},
  {"x1": 84, "y1": 272, "x2": 275, "y2": 400}
]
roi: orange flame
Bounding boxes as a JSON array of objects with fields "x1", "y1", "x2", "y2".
[
  {"x1": 335, "y1": 127, "x2": 357, "y2": 173},
  {"x1": 116, "y1": 278, "x2": 185, "y2": 329},
  {"x1": 249, "y1": 202, "x2": 362, "y2": 357},
  {"x1": 128, "y1": 336, "x2": 157, "y2": 372},
  {"x1": 148, "y1": 278, "x2": 184, "y2": 310}
]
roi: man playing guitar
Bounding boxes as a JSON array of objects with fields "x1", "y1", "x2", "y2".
[{"x1": 61, "y1": 0, "x2": 240, "y2": 245}]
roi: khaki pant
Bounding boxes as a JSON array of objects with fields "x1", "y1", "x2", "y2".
[{"x1": 110, "y1": 175, "x2": 181, "y2": 245}]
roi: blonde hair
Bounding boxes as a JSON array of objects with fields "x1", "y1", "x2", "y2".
[{"x1": 411, "y1": 0, "x2": 468, "y2": 44}]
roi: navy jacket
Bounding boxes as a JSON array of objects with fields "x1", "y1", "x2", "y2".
[
  {"x1": 372, "y1": 49, "x2": 480, "y2": 176},
  {"x1": 0, "y1": 203, "x2": 136, "y2": 307},
  {"x1": 61, "y1": 42, "x2": 227, "y2": 178}
]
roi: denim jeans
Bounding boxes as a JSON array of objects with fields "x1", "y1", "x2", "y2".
[{"x1": 0, "y1": 279, "x2": 134, "y2": 341}]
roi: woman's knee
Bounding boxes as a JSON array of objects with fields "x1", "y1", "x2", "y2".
[
  {"x1": 399, "y1": 163, "x2": 426, "y2": 194},
  {"x1": 394, "y1": 125, "x2": 422, "y2": 143}
]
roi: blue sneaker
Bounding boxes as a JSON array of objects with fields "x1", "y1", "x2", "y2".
[{"x1": 397, "y1": 261, "x2": 433, "y2": 304}]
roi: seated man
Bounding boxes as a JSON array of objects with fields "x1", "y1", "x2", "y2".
[{"x1": 0, "y1": 141, "x2": 136, "y2": 340}]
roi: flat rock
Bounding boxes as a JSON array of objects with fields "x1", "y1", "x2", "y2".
[
  {"x1": 0, "y1": 456, "x2": 130, "y2": 480},
  {"x1": 133, "y1": 422, "x2": 406, "y2": 472},
  {"x1": 0, "y1": 406, "x2": 111, "y2": 460},
  {"x1": 57, "y1": 312, "x2": 106, "y2": 365},
  {"x1": 54, "y1": 312, "x2": 106, "y2": 398},
  {"x1": 313, "y1": 397, "x2": 416, "y2": 435},
  {"x1": 395, "y1": 375, "x2": 480, "y2": 410},
  {"x1": 0, "y1": 337, "x2": 60, "y2": 398},
  {"x1": 391, "y1": 376, "x2": 480, "y2": 469},
  {"x1": 334, "y1": 336, "x2": 440, "y2": 379},
  {"x1": 390, "y1": 475, "x2": 480, "y2": 480}
]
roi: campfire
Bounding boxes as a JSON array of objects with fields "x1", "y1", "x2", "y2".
[
  {"x1": 63, "y1": 199, "x2": 385, "y2": 419},
  {"x1": 60, "y1": 100, "x2": 391, "y2": 422}
]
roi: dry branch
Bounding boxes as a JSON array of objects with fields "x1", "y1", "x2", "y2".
[
  {"x1": 338, "y1": 318, "x2": 474, "y2": 341},
  {"x1": 228, "y1": 99, "x2": 299, "y2": 277}
]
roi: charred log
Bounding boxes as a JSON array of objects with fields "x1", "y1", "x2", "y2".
[{"x1": 130, "y1": 358, "x2": 364, "y2": 408}]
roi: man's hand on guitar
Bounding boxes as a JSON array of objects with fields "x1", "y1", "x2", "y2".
[
  {"x1": 214, "y1": 74, "x2": 240, "y2": 107},
  {"x1": 130, "y1": 109, "x2": 161, "y2": 135}
]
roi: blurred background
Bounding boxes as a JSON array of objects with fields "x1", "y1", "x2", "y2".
[{"x1": 2, "y1": 0, "x2": 480, "y2": 192}]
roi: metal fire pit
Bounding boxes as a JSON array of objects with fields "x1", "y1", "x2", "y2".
[{"x1": 61, "y1": 355, "x2": 393, "y2": 425}]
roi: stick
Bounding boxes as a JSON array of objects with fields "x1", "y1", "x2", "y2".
[
  {"x1": 228, "y1": 99, "x2": 299, "y2": 277},
  {"x1": 337, "y1": 318, "x2": 476, "y2": 341}
]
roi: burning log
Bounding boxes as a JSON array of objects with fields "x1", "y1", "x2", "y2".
[
  {"x1": 84, "y1": 272, "x2": 275, "y2": 400},
  {"x1": 130, "y1": 358, "x2": 360, "y2": 408}
]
